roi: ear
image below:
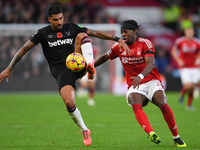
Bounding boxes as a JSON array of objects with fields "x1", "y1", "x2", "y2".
[
  {"x1": 48, "y1": 17, "x2": 51, "y2": 23},
  {"x1": 133, "y1": 29, "x2": 137, "y2": 34}
]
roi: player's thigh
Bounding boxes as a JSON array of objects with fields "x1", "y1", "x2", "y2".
[
  {"x1": 152, "y1": 90, "x2": 167, "y2": 107},
  {"x1": 126, "y1": 85, "x2": 148, "y2": 106},
  {"x1": 147, "y1": 80, "x2": 164, "y2": 100},
  {"x1": 127, "y1": 92, "x2": 147, "y2": 106}
]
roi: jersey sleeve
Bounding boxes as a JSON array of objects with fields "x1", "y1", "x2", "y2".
[
  {"x1": 106, "y1": 44, "x2": 119, "y2": 60},
  {"x1": 173, "y1": 38, "x2": 180, "y2": 49},
  {"x1": 143, "y1": 39, "x2": 155, "y2": 57},
  {"x1": 30, "y1": 28, "x2": 43, "y2": 45},
  {"x1": 72, "y1": 23, "x2": 87, "y2": 34}
]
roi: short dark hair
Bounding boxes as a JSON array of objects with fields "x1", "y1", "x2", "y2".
[
  {"x1": 48, "y1": 5, "x2": 63, "y2": 17},
  {"x1": 122, "y1": 20, "x2": 140, "y2": 30}
]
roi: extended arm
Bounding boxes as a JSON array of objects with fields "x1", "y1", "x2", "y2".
[
  {"x1": 94, "y1": 53, "x2": 109, "y2": 67},
  {"x1": 87, "y1": 29, "x2": 130, "y2": 54},
  {"x1": 0, "y1": 40, "x2": 35, "y2": 83}
]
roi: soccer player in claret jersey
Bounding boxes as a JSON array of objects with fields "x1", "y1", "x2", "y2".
[
  {"x1": 0, "y1": 5, "x2": 129, "y2": 146},
  {"x1": 171, "y1": 26, "x2": 200, "y2": 111},
  {"x1": 95, "y1": 20, "x2": 186, "y2": 147}
]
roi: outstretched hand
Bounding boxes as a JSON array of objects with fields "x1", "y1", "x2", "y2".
[
  {"x1": 130, "y1": 76, "x2": 141, "y2": 89},
  {"x1": 118, "y1": 39, "x2": 130, "y2": 54},
  {"x1": 0, "y1": 68, "x2": 11, "y2": 83}
]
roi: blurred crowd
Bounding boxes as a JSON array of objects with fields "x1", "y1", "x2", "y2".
[
  {"x1": 0, "y1": 0, "x2": 200, "y2": 89},
  {"x1": 0, "y1": 0, "x2": 117, "y2": 24}
]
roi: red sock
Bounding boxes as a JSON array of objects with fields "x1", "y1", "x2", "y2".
[
  {"x1": 187, "y1": 92, "x2": 193, "y2": 106},
  {"x1": 89, "y1": 88, "x2": 94, "y2": 98},
  {"x1": 132, "y1": 104, "x2": 154, "y2": 134},
  {"x1": 160, "y1": 104, "x2": 178, "y2": 136},
  {"x1": 180, "y1": 87, "x2": 186, "y2": 97}
]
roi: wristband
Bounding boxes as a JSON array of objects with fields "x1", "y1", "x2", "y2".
[
  {"x1": 138, "y1": 74, "x2": 144, "y2": 79},
  {"x1": 114, "y1": 37, "x2": 120, "y2": 42}
]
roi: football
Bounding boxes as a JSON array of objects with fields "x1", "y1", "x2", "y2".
[{"x1": 66, "y1": 52, "x2": 86, "y2": 72}]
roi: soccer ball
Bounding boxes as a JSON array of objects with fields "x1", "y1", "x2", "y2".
[{"x1": 66, "y1": 52, "x2": 86, "y2": 72}]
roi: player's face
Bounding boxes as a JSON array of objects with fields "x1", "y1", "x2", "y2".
[
  {"x1": 121, "y1": 29, "x2": 137, "y2": 45},
  {"x1": 184, "y1": 27, "x2": 194, "y2": 39},
  {"x1": 48, "y1": 13, "x2": 64, "y2": 31}
]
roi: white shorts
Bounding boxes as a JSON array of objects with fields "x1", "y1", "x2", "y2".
[
  {"x1": 126, "y1": 80, "x2": 165, "y2": 106},
  {"x1": 79, "y1": 72, "x2": 97, "y2": 83},
  {"x1": 179, "y1": 68, "x2": 199, "y2": 85}
]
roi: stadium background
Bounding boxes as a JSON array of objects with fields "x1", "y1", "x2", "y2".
[{"x1": 0, "y1": 0, "x2": 200, "y2": 93}]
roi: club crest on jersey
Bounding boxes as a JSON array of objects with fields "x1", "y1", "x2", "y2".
[
  {"x1": 137, "y1": 48, "x2": 141, "y2": 55},
  {"x1": 57, "y1": 32, "x2": 63, "y2": 38},
  {"x1": 66, "y1": 31, "x2": 71, "y2": 36}
]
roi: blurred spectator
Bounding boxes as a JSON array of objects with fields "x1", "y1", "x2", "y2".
[
  {"x1": 161, "y1": 0, "x2": 181, "y2": 31},
  {"x1": 155, "y1": 47, "x2": 170, "y2": 75}
]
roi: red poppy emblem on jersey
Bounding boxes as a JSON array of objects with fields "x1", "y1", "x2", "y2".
[{"x1": 57, "y1": 32, "x2": 63, "y2": 38}]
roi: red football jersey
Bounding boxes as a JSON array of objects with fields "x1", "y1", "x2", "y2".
[
  {"x1": 173, "y1": 36, "x2": 200, "y2": 68},
  {"x1": 107, "y1": 37, "x2": 162, "y2": 89}
]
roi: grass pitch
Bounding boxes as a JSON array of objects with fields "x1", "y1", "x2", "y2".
[{"x1": 0, "y1": 92, "x2": 199, "y2": 150}]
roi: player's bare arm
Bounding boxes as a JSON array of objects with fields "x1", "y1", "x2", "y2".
[
  {"x1": 0, "y1": 40, "x2": 35, "y2": 83},
  {"x1": 94, "y1": 53, "x2": 109, "y2": 67},
  {"x1": 87, "y1": 29, "x2": 130, "y2": 53},
  {"x1": 171, "y1": 46, "x2": 184, "y2": 67},
  {"x1": 131, "y1": 56, "x2": 155, "y2": 89}
]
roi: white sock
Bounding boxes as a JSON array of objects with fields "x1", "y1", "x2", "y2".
[
  {"x1": 68, "y1": 107, "x2": 88, "y2": 131},
  {"x1": 81, "y1": 42, "x2": 94, "y2": 64},
  {"x1": 173, "y1": 135, "x2": 180, "y2": 139}
]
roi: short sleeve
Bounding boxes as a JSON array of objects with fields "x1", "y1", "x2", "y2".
[
  {"x1": 30, "y1": 29, "x2": 43, "y2": 45},
  {"x1": 106, "y1": 44, "x2": 119, "y2": 60},
  {"x1": 142, "y1": 39, "x2": 155, "y2": 57},
  {"x1": 72, "y1": 23, "x2": 87, "y2": 34}
]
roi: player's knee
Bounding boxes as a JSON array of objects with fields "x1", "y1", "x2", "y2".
[
  {"x1": 77, "y1": 33, "x2": 88, "y2": 41},
  {"x1": 63, "y1": 97, "x2": 75, "y2": 108}
]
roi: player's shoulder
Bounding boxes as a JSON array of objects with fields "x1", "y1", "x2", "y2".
[
  {"x1": 138, "y1": 37, "x2": 152, "y2": 44},
  {"x1": 37, "y1": 25, "x2": 52, "y2": 33},
  {"x1": 138, "y1": 37, "x2": 153, "y2": 48},
  {"x1": 111, "y1": 42, "x2": 119, "y2": 49},
  {"x1": 193, "y1": 37, "x2": 200, "y2": 45},
  {"x1": 175, "y1": 36, "x2": 185, "y2": 43}
]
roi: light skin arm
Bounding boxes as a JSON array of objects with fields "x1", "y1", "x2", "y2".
[
  {"x1": 94, "y1": 53, "x2": 109, "y2": 68},
  {"x1": 86, "y1": 29, "x2": 130, "y2": 54},
  {"x1": 0, "y1": 40, "x2": 35, "y2": 83},
  {"x1": 131, "y1": 56, "x2": 155, "y2": 89},
  {"x1": 171, "y1": 46, "x2": 184, "y2": 67}
]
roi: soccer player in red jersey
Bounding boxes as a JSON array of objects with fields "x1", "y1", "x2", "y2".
[
  {"x1": 171, "y1": 26, "x2": 200, "y2": 111},
  {"x1": 0, "y1": 5, "x2": 129, "y2": 146},
  {"x1": 95, "y1": 20, "x2": 186, "y2": 147}
]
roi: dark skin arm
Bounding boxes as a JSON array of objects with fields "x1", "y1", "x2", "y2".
[
  {"x1": 0, "y1": 40, "x2": 35, "y2": 83},
  {"x1": 94, "y1": 53, "x2": 109, "y2": 68},
  {"x1": 131, "y1": 56, "x2": 155, "y2": 89},
  {"x1": 87, "y1": 29, "x2": 130, "y2": 54}
]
